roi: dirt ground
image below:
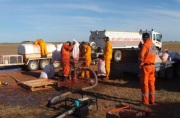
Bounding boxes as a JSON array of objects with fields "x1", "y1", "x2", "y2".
[{"x1": 0, "y1": 42, "x2": 180, "y2": 118}]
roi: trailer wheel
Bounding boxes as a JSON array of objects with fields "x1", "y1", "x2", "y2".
[
  {"x1": 113, "y1": 50, "x2": 121, "y2": 62},
  {"x1": 53, "y1": 62, "x2": 61, "y2": 68},
  {"x1": 28, "y1": 60, "x2": 39, "y2": 71},
  {"x1": 40, "y1": 60, "x2": 50, "y2": 70}
]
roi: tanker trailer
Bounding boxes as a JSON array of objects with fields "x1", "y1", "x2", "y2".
[{"x1": 18, "y1": 43, "x2": 60, "y2": 71}]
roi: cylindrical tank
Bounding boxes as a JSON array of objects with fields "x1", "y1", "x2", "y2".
[{"x1": 18, "y1": 43, "x2": 56, "y2": 59}]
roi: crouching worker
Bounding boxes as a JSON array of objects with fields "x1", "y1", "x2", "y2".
[
  {"x1": 97, "y1": 54, "x2": 106, "y2": 77},
  {"x1": 39, "y1": 64, "x2": 55, "y2": 79},
  {"x1": 159, "y1": 49, "x2": 180, "y2": 62}
]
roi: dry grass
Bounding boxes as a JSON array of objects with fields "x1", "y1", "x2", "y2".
[{"x1": 162, "y1": 42, "x2": 180, "y2": 52}]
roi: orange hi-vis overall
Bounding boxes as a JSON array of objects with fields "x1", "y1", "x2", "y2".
[
  {"x1": 35, "y1": 39, "x2": 48, "y2": 57},
  {"x1": 103, "y1": 41, "x2": 112, "y2": 78},
  {"x1": 138, "y1": 39, "x2": 156, "y2": 105},
  {"x1": 81, "y1": 44, "x2": 92, "y2": 79},
  {"x1": 61, "y1": 43, "x2": 73, "y2": 77}
]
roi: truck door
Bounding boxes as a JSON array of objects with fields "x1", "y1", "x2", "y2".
[{"x1": 152, "y1": 33, "x2": 162, "y2": 51}]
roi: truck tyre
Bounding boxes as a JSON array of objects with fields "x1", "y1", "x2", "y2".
[
  {"x1": 165, "y1": 67, "x2": 174, "y2": 80},
  {"x1": 40, "y1": 60, "x2": 50, "y2": 70},
  {"x1": 155, "y1": 70, "x2": 159, "y2": 78},
  {"x1": 53, "y1": 62, "x2": 61, "y2": 69},
  {"x1": 113, "y1": 50, "x2": 121, "y2": 62},
  {"x1": 28, "y1": 60, "x2": 39, "y2": 71}
]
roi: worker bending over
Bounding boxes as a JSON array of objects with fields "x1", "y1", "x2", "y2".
[
  {"x1": 61, "y1": 41, "x2": 73, "y2": 81},
  {"x1": 103, "y1": 37, "x2": 112, "y2": 81},
  {"x1": 35, "y1": 39, "x2": 48, "y2": 57},
  {"x1": 81, "y1": 42, "x2": 92, "y2": 79},
  {"x1": 159, "y1": 49, "x2": 180, "y2": 62},
  {"x1": 138, "y1": 33, "x2": 156, "y2": 105}
]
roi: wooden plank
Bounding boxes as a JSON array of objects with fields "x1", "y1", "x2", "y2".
[{"x1": 20, "y1": 79, "x2": 57, "y2": 91}]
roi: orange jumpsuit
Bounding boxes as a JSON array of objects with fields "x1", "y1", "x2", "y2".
[
  {"x1": 61, "y1": 43, "x2": 73, "y2": 77},
  {"x1": 103, "y1": 41, "x2": 112, "y2": 78},
  {"x1": 81, "y1": 44, "x2": 92, "y2": 78},
  {"x1": 35, "y1": 39, "x2": 48, "y2": 57},
  {"x1": 138, "y1": 39, "x2": 156, "y2": 105}
]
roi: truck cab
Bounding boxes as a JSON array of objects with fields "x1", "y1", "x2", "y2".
[{"x1": 141, "y1": 29, "x2": 162, "y2": 51}]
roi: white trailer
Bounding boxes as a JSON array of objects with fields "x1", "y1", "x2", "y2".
[
  {"x1": 89, "y1": 29, "x2": 162, "y2": 62},
  {"x1": 0, "y1": 43, "x2": 62, "y2": 71}
]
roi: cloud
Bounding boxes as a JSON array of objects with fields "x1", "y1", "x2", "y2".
[{"x1": 149, "y1": 9, "x2": 180, "y2": 19}]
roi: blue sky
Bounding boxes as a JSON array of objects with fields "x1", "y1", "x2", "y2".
[{"x1": 0, "y1": 0, "x2": 180, "y2": 43}]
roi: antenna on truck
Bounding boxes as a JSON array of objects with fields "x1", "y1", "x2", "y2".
[{"x1": 139, "y1": 29, "x2": 142, "y2": 34}]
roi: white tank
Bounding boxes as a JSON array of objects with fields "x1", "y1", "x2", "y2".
[
  {"x1": 18, "y1": 43, "x2": 56, "y2": 54},
  {"x1": 18, "y1": 43, "x2": 56, "y2": 59}
]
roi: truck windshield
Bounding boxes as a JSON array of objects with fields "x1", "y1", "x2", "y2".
[{"x1": 156, "y1": 34, "x2": 162, "y2": 42}]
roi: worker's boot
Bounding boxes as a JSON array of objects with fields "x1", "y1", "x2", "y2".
[
  {"x1": 41, "y1": 55, "x2": 47, "y2": 58},
  {"x1": 103, "y1": 76, "x2": 109, "y2": 81},
  {"x1": 81, "y1": 71, "x2": 85, "y2": 79},
  {"x1": 63, "y1": 76, "x2": 69, "y2": 81},
  {"x1": 68, "y1": 74, "x2": 72, "y2": 80}
]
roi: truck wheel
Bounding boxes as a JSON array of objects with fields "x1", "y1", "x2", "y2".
[
  {"x1": 28, "y1": 60, "x2": 39, "y2": 71},
  {"x1": 155, "y1": 70, "x2": 159, "y2": 78},
  {"x1": 113, "y1": 50, "x2": 121, "y2": 62},
  {"x1": 53, "y1": 62, "x2": 61, "y2": 68},
  {"x1": 40, "y1": 60, "x2": 50, "y2": 70},
  {"x1": 165, "y1": 67, "x2": 174, "y2": 80}
]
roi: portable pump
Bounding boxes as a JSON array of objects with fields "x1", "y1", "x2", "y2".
[{"x1": 55, "y1": 97, "x2": 97, "y2": 118}]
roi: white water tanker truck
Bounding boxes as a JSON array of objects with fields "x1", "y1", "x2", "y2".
[
  {"x1": 89, "y1": 29, "x2": 162, "y2": 62},
  {"x1": 0, "y1": 43, "x2": 61, "y2": 71}
]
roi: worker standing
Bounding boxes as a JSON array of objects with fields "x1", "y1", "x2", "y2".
[
  {"x1": 34, "y1": 39, "x2": 48, "y2": 57},
  {"x1": 72, "y1": 39, "x2": 80, "y2": 60},
  {"x1": 103, "y1": 37, "x2": 112, "y2": 81},
  {"x1": 61, "y1": 41, "x2": 73, "y2": 81},
  {"x1": 81, "y1": 42, "x2": 92, "y2": 79},
  {"x1": 138, "y1": 33, "x2": 156, "y2": 105}
]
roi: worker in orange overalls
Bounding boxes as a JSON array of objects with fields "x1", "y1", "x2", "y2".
[
  {"x1": 35, "y1": 39, "x2": 48, "y2": 57},
  {"x1": 61, "y1": 41, "x2": 73, "y2": 81},
  {"x1": 138, "y1": 33, "x2": 157, "y2": 105},
  {"x1": 81, "y1": 42, "x2": 92, "y2": 79},
  {"x1": 103, "y1": 37, "x2": 112, "y2": 81}
]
